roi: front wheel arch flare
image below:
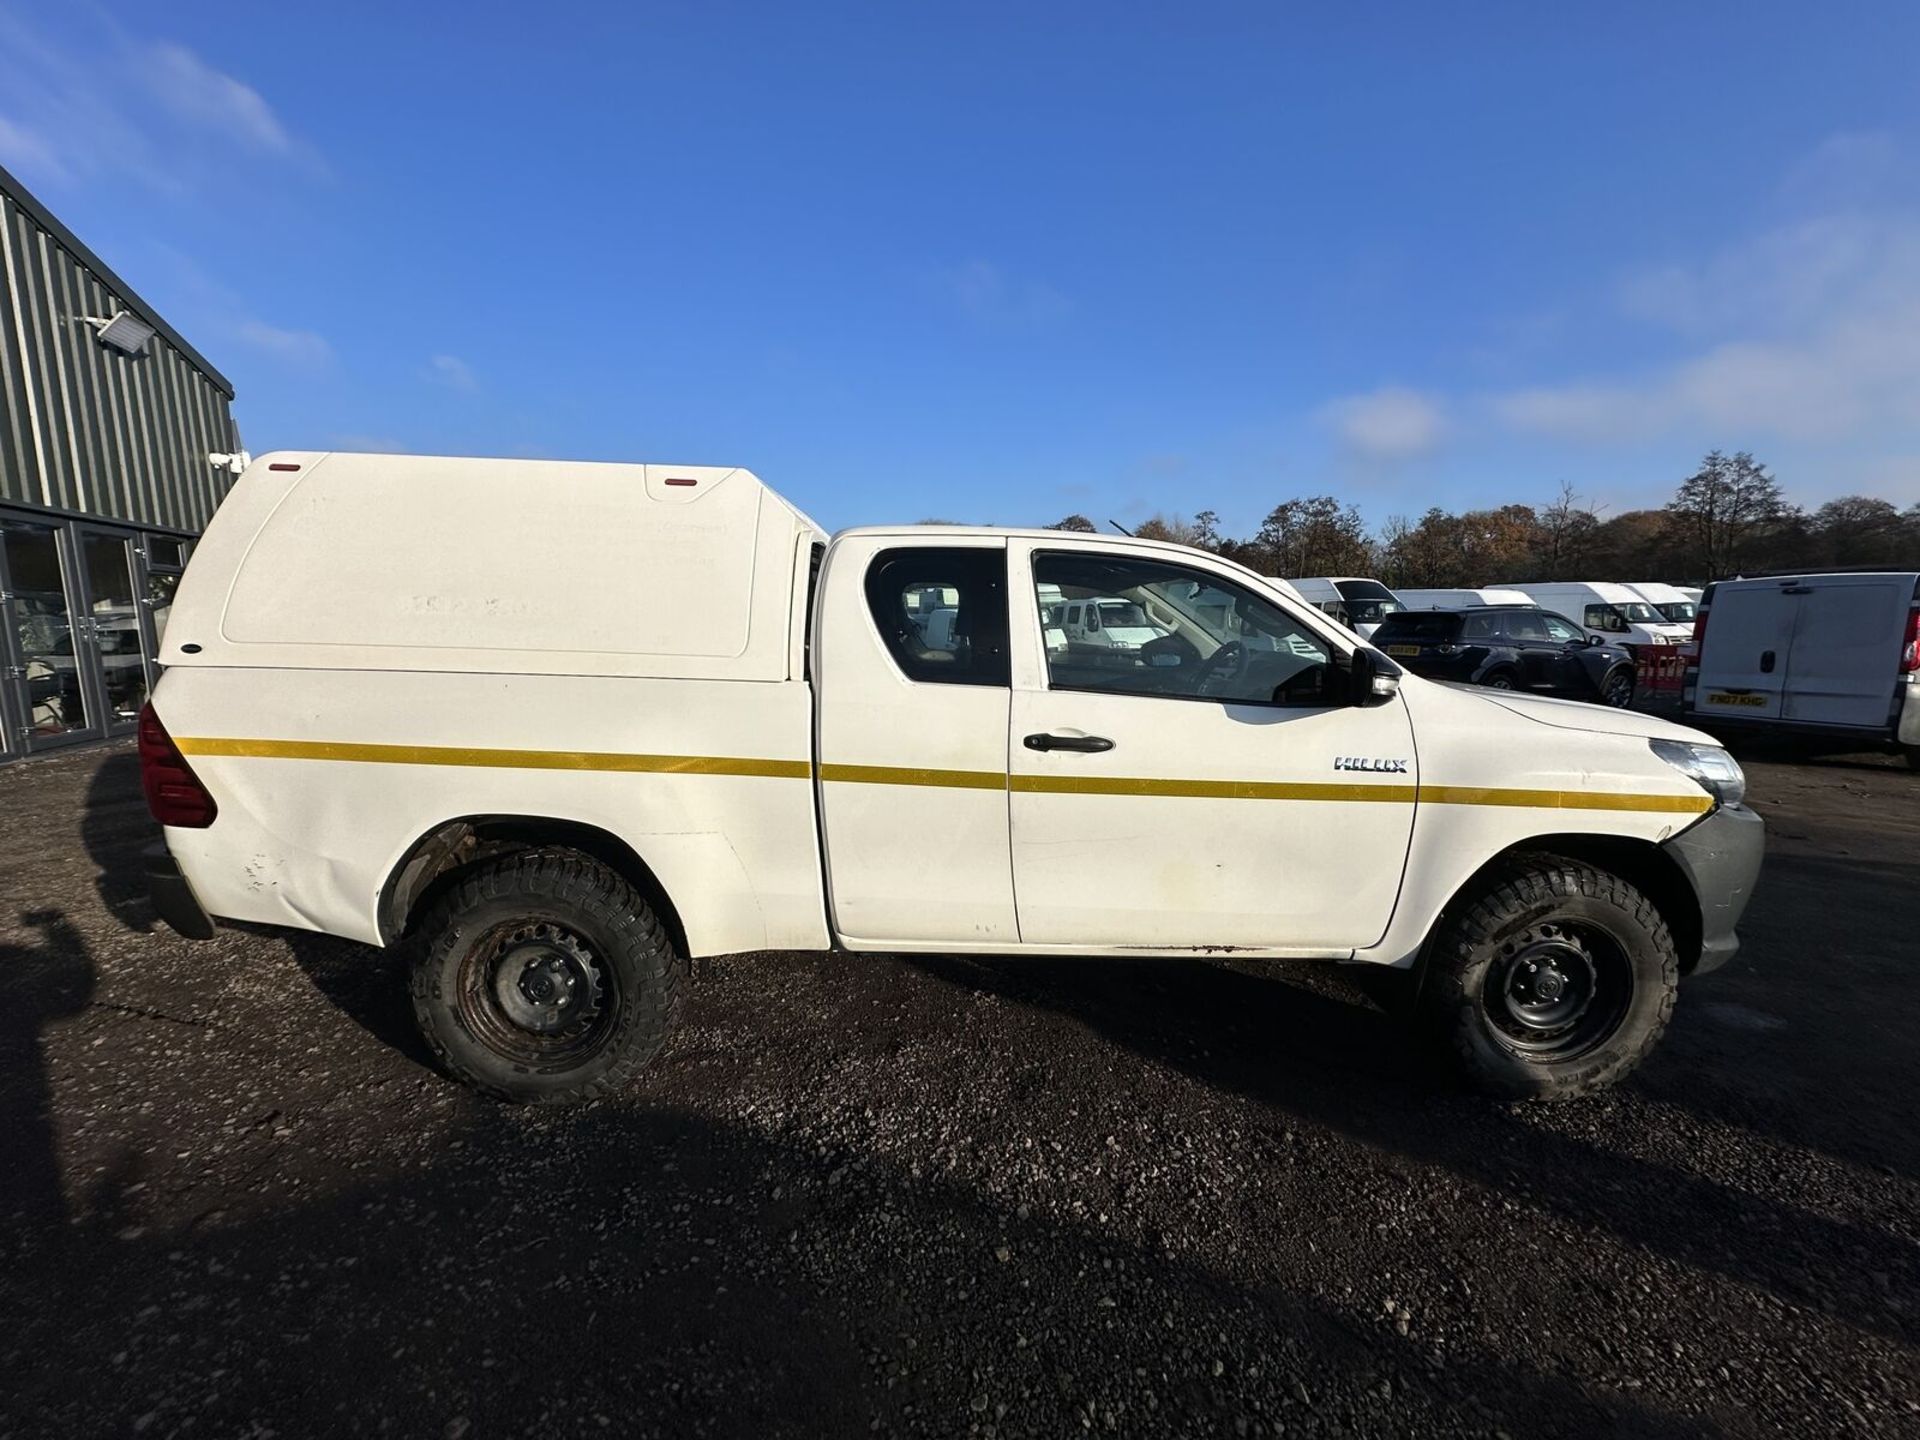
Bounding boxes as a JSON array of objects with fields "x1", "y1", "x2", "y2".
[{"x1": 1425, "y1": 833, "x2": 1703, "y2": 976}]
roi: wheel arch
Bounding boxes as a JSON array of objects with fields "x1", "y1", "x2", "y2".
[
  {"x1": 378, "y1": 814, "x2": 690, "y2": 958},
  {"x1": 1431, "y1": 831, "x2": 1704, "y2": 975}
]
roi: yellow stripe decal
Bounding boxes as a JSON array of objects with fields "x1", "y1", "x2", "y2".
[
  {"x1": 173, "y1": 736, "x2": 810, "y2": 779},
  {"x1": 1421, "y1": 784, "x2": 1709, "y2": 814},
  {"x1": 174, "y1": 738, "x2": 1708, "y2": 814},
  {"x1": 1010, "y1": 774, "x2": 1420, "y2": 804},
  {"x1": 817, "y1": 762, "x2": 1006, "y2": 791}
]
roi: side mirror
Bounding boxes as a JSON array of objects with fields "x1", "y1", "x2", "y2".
[
  {"x1": 1347, "y1": 648, "x2": 1401, "y2": 708},
  {"x1": 1586, "y1": 634, "x2": 1604, "y2": 647}
]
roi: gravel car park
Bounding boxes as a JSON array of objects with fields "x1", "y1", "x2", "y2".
[{"x1": 2, "y1": 742, "x2": 1916, "y2": 1438}]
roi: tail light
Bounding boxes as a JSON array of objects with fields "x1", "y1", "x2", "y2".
[
  {"x1": 1902, "y1": 608, "x2": 1919, "y2": 675},
  {"x1": 138, "y1": 703, "x2": 217, "y2": 828},
  {"x1": 1691, "y1": 608, "x2": 1708, "y2": 653}
]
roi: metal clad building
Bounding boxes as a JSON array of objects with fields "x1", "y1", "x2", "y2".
[{"x1": 0, "y1": 163, "x2": 240, "y2": 762}]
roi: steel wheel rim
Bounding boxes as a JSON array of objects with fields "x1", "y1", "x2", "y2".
[
  {"x1": 456, "y1": 919, "x2": 616, "y2": 1069},
  {"x1": 1482, "y1": 922, "x2": 1632, "y2": 1061}
]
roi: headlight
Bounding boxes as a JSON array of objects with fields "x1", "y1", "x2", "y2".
[{"x1": 1649, "y1": 739, "x2": 1745, "y2": 809}]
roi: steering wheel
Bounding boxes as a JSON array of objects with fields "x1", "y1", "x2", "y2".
[{"x1": 1192, "y1": 640, "x2": 1247, "y2": 697}]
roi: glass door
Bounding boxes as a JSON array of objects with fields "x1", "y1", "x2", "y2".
[
  {"x1": 78, "y1": 529, "x2": 150, "y2": 733},
  {"x1": 0, "y1": 517, "x2": 101, "y2": 750}
]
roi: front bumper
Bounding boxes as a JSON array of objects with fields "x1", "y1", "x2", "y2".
[
  {"x1": 1661, "y1": 805, "x2": 1765, "y2": 974},
  {"x1": 143, "y1": 842, "x2": 217, "y2": 940}
]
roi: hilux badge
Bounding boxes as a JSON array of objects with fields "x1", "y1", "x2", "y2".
[{"x1": 1334, "y1": 756, "x2": 1409, "y2": 773}]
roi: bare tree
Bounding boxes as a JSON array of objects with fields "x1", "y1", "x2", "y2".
[{"x1": 1667, "y1": 451, "x2": 1791, "y2": 578}]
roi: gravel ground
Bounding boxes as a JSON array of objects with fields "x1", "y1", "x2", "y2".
[{"x1": 1, "y1": 742, "x2": 1916, "y2": 1439}]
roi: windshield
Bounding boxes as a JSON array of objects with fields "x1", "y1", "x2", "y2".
[
  {"x1": 1342, "y1": 598, "x2": 1403, "y2": 625},
  {"x1": 1611, "y1": 601, "x2": 1662, "y2": 623},
  {"x1": 1098, "y1": 601, "x2": 1149, "y2": 627},
  {"x1": 1654, "y1": 600, "x2": 1696, "y2": 623}
]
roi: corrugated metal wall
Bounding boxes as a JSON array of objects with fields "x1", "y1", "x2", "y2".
[{"x1": 0, "y1": 177, "x2": 237, "y2": 535}]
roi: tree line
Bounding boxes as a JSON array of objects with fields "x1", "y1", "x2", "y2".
[{"x1": 1047, "y1": 451, "x2": 1920, "y2": 586}]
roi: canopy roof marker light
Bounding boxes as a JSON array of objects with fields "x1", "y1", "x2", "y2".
[{"x1": 81, "y1": 308, "x2": 157, "y2": 356}]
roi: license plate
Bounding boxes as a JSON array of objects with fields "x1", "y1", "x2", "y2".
[
  {"x1": 1705, "y1": 692, "x2": 1768, "y2": 708},
  {"x1": 1386, "y1": 645, "x2": 1421, "y2": 657}
]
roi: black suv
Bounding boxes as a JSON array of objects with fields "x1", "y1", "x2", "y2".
[{"x1": 1371, "y1": 606, "x2": 1637, "y2": 707}]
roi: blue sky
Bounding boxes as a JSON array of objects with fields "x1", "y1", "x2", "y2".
[{"x1": 5, "y1": 2, "x2": 1920, "y2": 535}]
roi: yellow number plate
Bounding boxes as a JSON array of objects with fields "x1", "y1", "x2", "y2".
[
  {"x1": 1705, "y1": 692, "x2": 1768, "y2": 708},
  {"x1": 1386, "y1": 645, "x2": 1421, "y2": 657}
]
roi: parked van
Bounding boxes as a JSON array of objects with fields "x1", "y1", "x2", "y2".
[
  {"x1": 1507, "y1": 583, "x2": 1694, "y2": 652},
  {"x1": 1396, "y1": 587, "x2": 1536, "y2": 611},
  {"x1": 1628, "y1": 583, "x2": 1698, "y2": 625},
  {"x1": 1284, "y1": 577, "x2": 1404, "y2": 637},
  {"x1": 1685, "y1": 571, "x2": 1920, "y2": 764},
  {"x1": 140, "y1": 453, "x2": 1763, "y2": 1104}
]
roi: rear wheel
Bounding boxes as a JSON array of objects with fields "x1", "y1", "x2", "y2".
[
  {"x1": 410, "y1": 850, "x2": 682, "y2": 1103},
  {"x1": 1600, "y1": 667, "x2": 1635, "y2": 708},
  {"x1": 1483, "y1": 670, "x2": 1517, "y2": 691},
  {"x1": 1419, "y1": 856, "x2": 1677, "y2": 1100}
]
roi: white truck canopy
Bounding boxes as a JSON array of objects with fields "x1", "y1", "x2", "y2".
[{"x1": 163, "y1": 452, "x2": 826, "y2": 681}]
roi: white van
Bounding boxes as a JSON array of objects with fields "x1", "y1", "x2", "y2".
[
  {"x1": 1508, "y1": 583, "x2": 1694, "y2": 651},
  {"x1": 139, "y1": 453, "x2": 1763, "y2": 1104},
  {"x1": 1061, "y1": 595, "x2": 1167, "y2": 652},
  {"x1": 1284, "y1": 577, "x2": 1404, "y2": 637},
  {"x1": 1685, "y1": 571, "x2": 1920, "y2": 764},
  {"x1": 1396, "y1": 587, "x2": 1536, "y2": 611},
  {"x1": 1628, "y1": 583, "x2": 1698, "y2": 626}
]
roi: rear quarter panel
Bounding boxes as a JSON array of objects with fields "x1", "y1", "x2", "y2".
[{"x1": 152, "y1": 667, "x2": 829, "y2": 956}]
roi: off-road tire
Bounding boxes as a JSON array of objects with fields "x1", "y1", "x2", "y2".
[
  {"x1": 410, "y1": 850, "x2": 681, "y2": 1104},
  {"x1": 1420, "y1": 855, "x2": 1678, "y2": 1100}
]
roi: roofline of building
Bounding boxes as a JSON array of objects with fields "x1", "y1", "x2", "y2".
[{"x1": 0, "y1": 162, "x2": 236, "y2": 399}]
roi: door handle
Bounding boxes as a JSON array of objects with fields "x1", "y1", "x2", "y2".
[
  {"x1": 1023, "y1": 732, "x2": 1114, "y2": 754},
  {"x1": 1759, "y1": 650, "x2": 1776, "y2": 673}
]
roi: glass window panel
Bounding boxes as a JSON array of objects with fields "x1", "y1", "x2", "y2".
[
  {"x1": 82, "y1": 533, "x2": 148, "y2": 725},
  {"x1": 3, "y1": 520, "x2": 90, "y2": 737}
]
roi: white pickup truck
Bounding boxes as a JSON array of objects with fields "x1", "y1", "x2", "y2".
[{"x1": 141, "y1": 454, "x2": 1763, "y2": 1104}]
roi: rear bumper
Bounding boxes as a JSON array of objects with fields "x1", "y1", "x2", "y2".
[
  {"x1": 1661, "y1": 805, "x2": 1765, "y2": 975},
  {"x1": 143, "y1": 842, "x2": 217, "y2": 940}
]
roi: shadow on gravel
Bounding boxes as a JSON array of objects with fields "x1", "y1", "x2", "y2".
[
  {"x1": 0, "y1": 909, "x2": 97, "y2": 1235},
  {"x1": 905, "y1": 954, "x2": 1920, "y2": 1350},
  {"x1": 268, "y1": 926, "x2": 438, "y2": 1069},
  {"x1": 0, "y1": 1097, "x2": 1717, "y2": 1439},
  {"x1": 1643, "y1": 846, "x2": 1920, "y2": 1181},
  {"x1": 81, "y1": 751, "x2": 154, "y2": 934}
]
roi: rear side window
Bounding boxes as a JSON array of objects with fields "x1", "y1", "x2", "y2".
[
  {"x1": 1375, "y1": 613, "x2": 1459, "y2": 642},
  {"x1": 1460, "y1": 613, "x2": 1497, "y2": 640},
  {"x1": 863, "y1": 547, "x2": 1009, "y2": 686}
]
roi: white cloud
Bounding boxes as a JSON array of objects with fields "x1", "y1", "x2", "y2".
[
  {"x1": 937, "y1": 260, "x2": 1070, "y2": 330},
  {"x1": 0, "y1": 9, "x2": 319, "y2": 192},
  {"x1": 0, "y1": 115, "x2": 67, "y2": 182},
  {"x1": 143, "y1": 41, "x2": 294, "y2": 156},
  {"x1": 1321, "y1": 387, "x2": 1448, "y2": 461},
  {"x1": 1495, "y1": 136, "x2": 1920, "y2": 448},
  {"x1": 236, "y1": 320, "x2": 332, "y2": 369},
  {"x1": 426, "y1": 354, "x2": 478, "y2": 391}
]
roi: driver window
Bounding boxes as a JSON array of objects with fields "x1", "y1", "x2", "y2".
[{"x1": 1031, "y1": 552, "x2": 1335, "y2": 706}]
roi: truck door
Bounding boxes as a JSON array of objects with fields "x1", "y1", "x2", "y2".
[
  {"x1": 1780, "y1": 575, "x2": 1910, "y2": 729},
  {"x1": 813, "y1": 537, "x2": 1018, "y2": 948},
  {"x1": 1694, "y1": 583, "x2": 1800, "y2": 720},
  {"x1": 1005, "y1": 541, "x2": 1417, "y2": 952}
]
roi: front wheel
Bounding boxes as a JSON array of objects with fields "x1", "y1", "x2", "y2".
[
  {"x1": 410, "y1": 851, "x2": 682, "y2": 1103},
  {"x1": 1419, "y1": 856, "x2": 1677, "y2": 1100},
  {"x1": 1600, "y1": 667, "x2": 1635, "y2": 708}
]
